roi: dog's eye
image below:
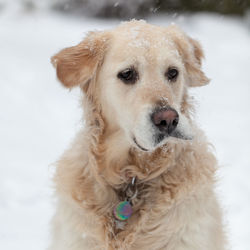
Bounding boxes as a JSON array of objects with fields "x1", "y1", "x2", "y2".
[
  {"x1": 117, "y1": 68, "x2": 138, "y2": 84},
  {"x1": 166, "y1": 68, "x2": 178, "y2": 82}
]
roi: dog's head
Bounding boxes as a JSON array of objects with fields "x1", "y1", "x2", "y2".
[{"x1": 52, "y1": 20, "x2": 209, "y2": 152}]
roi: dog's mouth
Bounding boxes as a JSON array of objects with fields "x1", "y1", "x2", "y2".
[
  {"x1": 133, "y1": 137, "x2": 149, "y2": 151},
  {"x1": 156, "y1": 130, "x2": 193, "y2": 144},
  {"x1": 133, "y1": 129, "x2": 192, "y2": 152}
]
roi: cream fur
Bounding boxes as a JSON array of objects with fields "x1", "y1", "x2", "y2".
[{"x1": 48, "y1": 20, "x2": 226, "y2": 250}]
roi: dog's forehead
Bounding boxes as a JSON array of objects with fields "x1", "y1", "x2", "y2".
[{"x1": 108, "y1": 20, "x2": 180, "y2": 61}]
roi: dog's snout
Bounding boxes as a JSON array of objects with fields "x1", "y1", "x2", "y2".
[{"x1": 151, "y1": 108, "x2": 179, "y2": 134}]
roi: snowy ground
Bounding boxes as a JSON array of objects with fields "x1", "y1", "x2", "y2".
[{"x1": 0, "y1": 4, "x2": 250, "y2": 250}]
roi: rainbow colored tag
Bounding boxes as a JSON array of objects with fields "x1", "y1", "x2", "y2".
[{"x1": 113, "y1": 201, "x2": 133, "y2": 221}]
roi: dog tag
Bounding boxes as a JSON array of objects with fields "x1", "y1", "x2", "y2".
[{"x1": 113, "y1": 201, "x2": 132, "y2": 221}]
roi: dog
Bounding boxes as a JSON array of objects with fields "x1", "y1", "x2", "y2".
[{"x1": 48, "y1": 20, "x2": 226, "y2": 250}]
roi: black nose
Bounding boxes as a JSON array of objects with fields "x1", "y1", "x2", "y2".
[{"x1": 151, "y1": 107, "x2": 179, "y2": 134}]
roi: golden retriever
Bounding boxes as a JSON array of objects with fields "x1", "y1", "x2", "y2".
[{"x1": 49, "y1": 20, "x2": 226, "y2": 250}]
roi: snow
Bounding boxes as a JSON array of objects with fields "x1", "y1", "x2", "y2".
[{"x1": 0, "y1": 5, "x2": 250, "y2": 250}]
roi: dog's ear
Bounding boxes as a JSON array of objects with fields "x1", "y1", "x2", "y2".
[
  {"x1": 51, "y1": 32, "x2": 109, "y2": 90},
  {"x1": 169, "y1": 26, "x2": 210, "y2": 87}
]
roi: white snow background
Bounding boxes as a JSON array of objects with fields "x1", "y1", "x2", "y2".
[{"x1": 0, "y1": 3, "x2": 250, "y2": 250}]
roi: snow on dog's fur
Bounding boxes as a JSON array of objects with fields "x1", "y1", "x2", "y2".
[{"x1": 49, "y1": 20, "x2": 226, "y2": 250}]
